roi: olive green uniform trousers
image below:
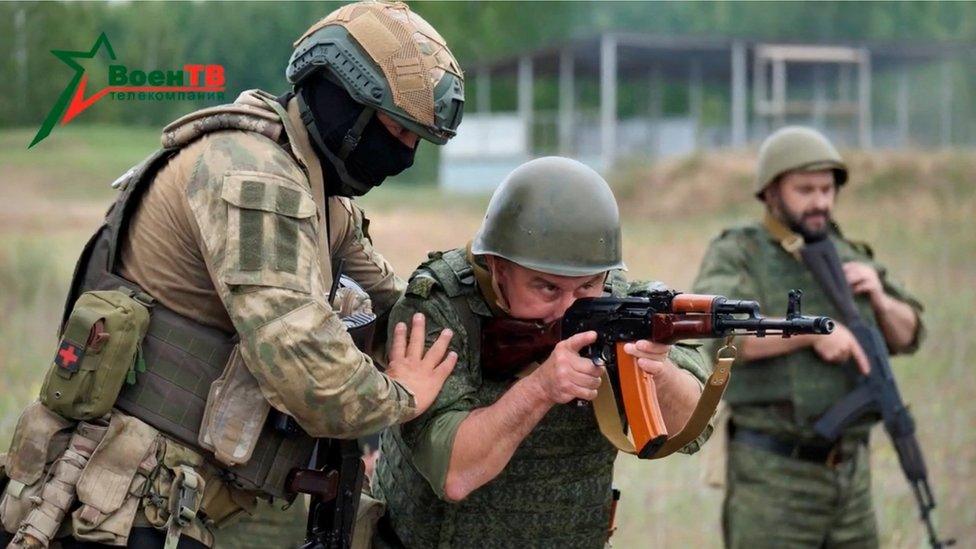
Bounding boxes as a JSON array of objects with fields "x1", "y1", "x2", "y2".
[{"x1": 723, "y1": 441, "x2": 878, "y2": 549}]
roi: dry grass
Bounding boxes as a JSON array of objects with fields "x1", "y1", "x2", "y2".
[{"x1": 1, "y1": 125, "x2": 973, "y2": 547}]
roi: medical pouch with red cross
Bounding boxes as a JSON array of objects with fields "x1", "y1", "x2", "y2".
[{"x1": 40, "y1": 289, "x2": 151, "y2": 421}]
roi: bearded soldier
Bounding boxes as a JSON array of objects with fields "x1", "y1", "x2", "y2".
[
  {"x1": 371, "y1": 157, "x2": 712, "y2": 548},
  {"x1": 692, "y1": 126, "x2": 924, "y2": 548},
  {"x1": 0, "y1": 2, "x2": 463, "y2": 548}
]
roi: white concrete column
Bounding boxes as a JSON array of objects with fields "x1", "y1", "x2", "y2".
[
  {"x1": 857, "y1": 49, "x2": 872, "y2": 149},
  {"x1": 772, "y1": 58, "x2": 787, "y2": 128},
  {"x1": 752, "y1": 52, "x2": 768, "y2": 137},
  {"x1": 558, "y1": 48, "x2": 575, "y2": 156},
  {"x1": 730, "y1": 40, "x2": 747, "y2": 147},
  {"x1": 477, "y1": 67, "x2": 491, "y2": 113},
  {"x1": 518, "y1": 56, "x2": 534, "y2": 154},
  {"x1": 812, "y1": 65, "x2": 827, "y2": 129},
  {"x1": 600, "y1": 34, "x2": 618, "y2": 170}
]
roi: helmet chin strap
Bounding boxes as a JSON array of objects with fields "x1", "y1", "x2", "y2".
[{"x1": 296, "y1": 88, "x2": 375, "y2": 196}]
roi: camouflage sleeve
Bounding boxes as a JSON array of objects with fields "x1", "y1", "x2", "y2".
[
  {"x1": 332, "y1": 198, "x2": 406, "y2": 317},
  {"x1": 669, "y1": 343, "x2": 713, "y2": 454},
  {"x1": 387, "y1": 287, "x2": 478, "y2": 499},
  {"x1": 691, "y1": 231, "x2": 762, "y2": 364},
  {"x1": 331, "y1": 198, "x2": 407, "y2": 363},
  {"x1": 866, "y1": 255, "x2": 926, "y2": 355},
  {"x1": 183, "y1": 132, "x2": 415, "y2": 438}
]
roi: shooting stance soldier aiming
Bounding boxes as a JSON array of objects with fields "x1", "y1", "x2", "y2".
[{"x1": 371, "y1": 157, "x2": 833, "y2": 548}]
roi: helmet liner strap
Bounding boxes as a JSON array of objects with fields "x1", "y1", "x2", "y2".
[
  {"x1": 338, "y1": 106, "x2": 374, "y2": 160},
  {"x1": 297, "y1": 89, "x2": 372, "y2": 196}
]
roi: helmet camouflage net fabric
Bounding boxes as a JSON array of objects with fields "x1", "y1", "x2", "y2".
[{"x1": 287, "y1": 1, "x2": 464, "y2": 144}]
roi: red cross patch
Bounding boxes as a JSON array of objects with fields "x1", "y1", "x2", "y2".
[{"x1": 55, "y1": 340, "x2": 85, "y2": 373}]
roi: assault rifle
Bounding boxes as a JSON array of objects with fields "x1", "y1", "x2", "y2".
[
  {"x1": 483, "y1": 289, "x2": 834, "y2": 458},
  {"x1": 801, "y1": 238, "x2": 954, "y2": 548}
]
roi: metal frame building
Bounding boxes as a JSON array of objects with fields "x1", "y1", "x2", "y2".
[{"x1": 440, "y1": 33, "x2": 968, "y2": 191}]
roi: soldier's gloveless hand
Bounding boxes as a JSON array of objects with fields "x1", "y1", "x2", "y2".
[
  {"x1": 810, "y1": 322, "x2": 871, "y2": 375},
  {"x1": 622, "y1": 339, "x2": 679, "y2": 379},
  {"x1": 387, "y1": 313, "x2": 458, "y2": 420},
  {"x1": 843, "y1": 261, "x2": 884, "y2": 304},
  {"x1": 531, "y1": 330, "x2": 603, "y2": 404}
]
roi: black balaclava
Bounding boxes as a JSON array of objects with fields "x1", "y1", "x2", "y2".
[{"x1": 299, "y1": 76, "x2": 417, "y2": 197}]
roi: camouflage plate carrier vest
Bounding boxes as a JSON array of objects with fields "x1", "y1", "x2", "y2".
[
  {"x1": 59, "y1": 100, "x2": 314, "y2": 499},
  {"x1": 375, "y1": 248, "x2": 616, "y2": 549},
  {"x1": 723, "y1": 224, "x2": 883, "y2": 430}
]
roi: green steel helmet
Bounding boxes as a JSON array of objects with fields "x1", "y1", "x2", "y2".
[
  {"x1": 471, "y1": 157, "x2": 626, "y2": 277},
  {"x1": 287, "y1": 1, "x2": 465, "y2": 145},
  {"x1": 755, "y1": 126, "x2": 848, "y2": 199}
]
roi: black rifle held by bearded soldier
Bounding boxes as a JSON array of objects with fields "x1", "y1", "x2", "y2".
[
  {"x1": 482, "y1": 289, "x2": 833, "y2": 460},
  {"x1": 801, "y1": 238, "x2": 954, "y2": 549}
]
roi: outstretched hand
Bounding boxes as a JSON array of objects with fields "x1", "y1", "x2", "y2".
[{"x1": 386, "y1": 313, "x2": 458, "y2": 419}]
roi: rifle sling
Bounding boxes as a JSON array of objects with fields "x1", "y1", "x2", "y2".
[
  {"x1": 765, "y1": 214, "x2": 876, "y2": 439},
  {"x1": 593, "y1": 353, "x2": 734, "y2": 459},
  {"x1": 762, "y1": 213, "x2": 805, "y2": 261},
  {"x1": 763, "y1": 214, "x2": 862, "y2": 324}
]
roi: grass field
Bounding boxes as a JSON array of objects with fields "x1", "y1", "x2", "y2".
[{"x1": 0, "y1": 125, "x2": 973, "y2": 547}]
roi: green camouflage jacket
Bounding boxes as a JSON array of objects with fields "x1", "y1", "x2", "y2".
[
  {"x1": 373, "y1": 248, "x2": 710, "y2": 548},
  {"x1": 692, "y1": 219, "x2": 925, "y2": 441}
]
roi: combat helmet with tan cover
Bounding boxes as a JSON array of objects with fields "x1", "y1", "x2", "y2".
[{"x1": 287, "y1": 1, "x2": 464, "y2": 145}]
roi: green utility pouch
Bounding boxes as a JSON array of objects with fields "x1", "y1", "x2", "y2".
[{"x1": 40, "y1": 289, "x2": 152, "y2": 420}]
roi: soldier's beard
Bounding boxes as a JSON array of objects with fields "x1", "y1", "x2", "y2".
[{"x1": 775, "y1": 196, "x2": 832, "y2": 242}]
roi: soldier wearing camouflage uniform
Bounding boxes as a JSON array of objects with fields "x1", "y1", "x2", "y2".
[
  {"x1": 692, "y1": 126, "x2": 925, "y2": 548},
  {"x1": 0, "y1": 2, "x2": 463, "y2": 548},
  {"x1": 372, "y1": 157, "x2": 712, "y2": 548}
]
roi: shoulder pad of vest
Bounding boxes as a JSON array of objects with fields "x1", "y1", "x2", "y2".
[
  {"x1": 410, "y1": 248, "x2": 474, "y2": 299},
  {"x1": 110, "y1": 148, "x2": 178, "y2": 192},
  {"x1": 405, "y1": 272, "x2": 440, "y2": 299},
  {"x1": 161, "y1": 96, "x2": 283, "y2": 150}
]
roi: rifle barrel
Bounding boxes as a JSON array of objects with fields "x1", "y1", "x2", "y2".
[{"x1": 716, "y1": 316, "x2": 834, "y2": 335}]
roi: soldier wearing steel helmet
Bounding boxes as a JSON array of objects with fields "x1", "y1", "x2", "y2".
[
  {"x1": 371, "y1": 157, "x2": 711, "y2": 548},
  {"x1": 692, "y1": 126, "x2": 925, "y2": 548},
  {"x1": 0, "y1": 2, "x2": 463, "y2": 548}
]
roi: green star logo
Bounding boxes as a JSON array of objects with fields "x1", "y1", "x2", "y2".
[{"x1": 29, "y1": 32, "x2": 116, "y2": 148}]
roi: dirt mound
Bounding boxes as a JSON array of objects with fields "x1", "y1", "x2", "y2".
[{"x1": 611, "y1": 149, "x2": 975, "y2": 219}]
